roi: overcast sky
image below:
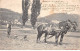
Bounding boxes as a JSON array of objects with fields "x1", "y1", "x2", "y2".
[{"x1": 0, "y1": 0, "x2": 80, "y2": 17}]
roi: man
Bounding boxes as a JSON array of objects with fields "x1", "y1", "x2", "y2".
[{"x1": 7, "y1": 22, "x2": 11, "y2": 37}]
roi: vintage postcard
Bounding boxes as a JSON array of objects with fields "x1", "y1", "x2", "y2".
[{"x1": 0, "y1": 0, "x2": 80, "y2": 50}]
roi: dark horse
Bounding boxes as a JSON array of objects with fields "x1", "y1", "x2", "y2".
[
  {"x1": 59, "y1": 20, "x2": 71, "y2": 29},
  {"x1": 36, "y1": 22, "x2": 70, "y2": 45},
  {"x1": 59, "y1": 20, "x2": 78, "y2": 32}
]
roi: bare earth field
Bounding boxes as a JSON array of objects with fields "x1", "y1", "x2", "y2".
[{"x1": 0, "y1": 25, "x2": 80, "y2": 50}]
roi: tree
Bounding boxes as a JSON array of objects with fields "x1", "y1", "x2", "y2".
[
  {"x1": 31, "y1": 0, "x2": 41, "y2": 28},
  {"x1": 22, "y1": 0, "x2": 30, "y2": 26}
]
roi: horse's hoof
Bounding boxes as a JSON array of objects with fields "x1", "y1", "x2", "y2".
[
  {"x1": 59, "y1": 42, "x2": 62, "y2": 45},
  {"x1": 36, "y1": 41, "x2": 40, "y2": 43},
  {"x1": 36, "y1": 41, "x2": 38, "y2": 43},
  {"x1": 36, "y1": 42, "x2": 39, "y2": 43},
  {"x1": 54, "y1": 44, "x2": 58, "y2": 46},
  {"x1": 7, "y1": 35, "x2": 10, "y2": 38},
  {"x1": 54, "y1": 43, "x2": 58, "y2": 46},
  {"x1": 44, "y1": 41, "x2": 47, "y2": 43}
]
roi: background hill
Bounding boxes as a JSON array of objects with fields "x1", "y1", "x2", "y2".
[{"x1": 38, "y1": 13, "x2": 79, "y2": 23}]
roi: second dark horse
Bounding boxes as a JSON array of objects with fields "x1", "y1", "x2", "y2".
[{"x1": 36, "y1": 22, "x2": 70, "y2": 45}]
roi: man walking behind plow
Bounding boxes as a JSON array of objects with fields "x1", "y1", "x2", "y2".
[{"x1": 7, "y1": 21, "x2": 11, "y2": 38}]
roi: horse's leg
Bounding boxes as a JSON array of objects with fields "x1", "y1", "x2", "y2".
[
  {"x1": 38, "y1": 33, "x2": 42, "y2": 42},
  {"x1": 55, "y1": 32, "x2": 60, "y2": 46},
  {"x1": 36, "y1": 31, "x2": 39, "y2": 43},
  {"x1": 73, "y1": 27, "x2": 76, "y2": 31},
  {"x1": 7, "y1": 31, "x2": 11, "y2": 38},
  {"x1": 44, "y1": 33, "x2": 47, "y2": 43},
  {"x1": 59, "y1": 33, "x2": 64, "y2": 45},
  {"x1": 36, "y1": 32, "x2": 42, "y2": 43}
]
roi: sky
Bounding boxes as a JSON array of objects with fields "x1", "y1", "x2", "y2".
[
  {"x1": 0, "y1": 0, "x2": 80, "y2": 17},
  {"x1": 0, "y1": 0, "x2": 80, "y2": 27}
]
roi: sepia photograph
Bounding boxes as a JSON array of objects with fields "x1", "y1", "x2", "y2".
[{"x1": 0, "y1": 0, "x2": 80, "y2": 50}]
